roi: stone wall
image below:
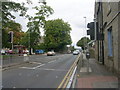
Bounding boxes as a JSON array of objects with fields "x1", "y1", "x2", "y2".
[
  {"x1": 95, "y1": 2, "x2": 120, "y2": 75},
  {"x1": 102, "y1": 2, "x2": 119, "y2": 74}
]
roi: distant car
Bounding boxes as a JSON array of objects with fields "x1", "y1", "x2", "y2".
[
  {"x1": 73, "y1": 50, "x2": 79, "y2": 55},
  {"x1": 47, "y1": 51, "x2": 55, "y2": 56},
  {"x1": 75, "y1": 50, "x2": 80, "y2": 53},
  {"x1": 35, "y1": 50, "x2": 44, "y2": 54},
  {"x1": 1, "y1": 49, "x2": 5, "y2": 55},
  {"x1": 8, "y1": 50, "x2": 14, "y2": 54},
  {"x1": 23, "y1": 49, "x2": 29, "y2": 54}
]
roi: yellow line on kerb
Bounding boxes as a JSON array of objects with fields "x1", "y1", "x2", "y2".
[{"x1": 56, "y1": 54, "x2": 80, "y2": 90}]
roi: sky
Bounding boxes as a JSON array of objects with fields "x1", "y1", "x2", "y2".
[{"x1": 13, "y1": 0, "x2": 95, "y2": 46}]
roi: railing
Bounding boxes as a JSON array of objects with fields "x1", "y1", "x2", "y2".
[{"x1": 57, "y1": 53, "x2": 83, "y2": 89}]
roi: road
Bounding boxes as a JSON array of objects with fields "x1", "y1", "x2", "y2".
[{"x1": 2, "y1": 54, "x2": 78, "y2": 88}]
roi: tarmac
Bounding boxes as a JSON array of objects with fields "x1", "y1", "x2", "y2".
[{"x1": 76, "y1": 54, "x2": 120, "y2": 89}]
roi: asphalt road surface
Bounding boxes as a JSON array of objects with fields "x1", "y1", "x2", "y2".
[{"x1": 2, "y1": 54, "x2": 78, "y2": 88}]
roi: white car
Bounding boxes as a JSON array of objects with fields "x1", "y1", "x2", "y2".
[
  {"x1": 47, "y1": 51, "x2": 55, "y2": 56},
  {"x1": 73, "y1": 50, "x2": 79, "y2": 55},
  {"x1": 1, "y1": 49, "x2": 5, "y2": 55}
]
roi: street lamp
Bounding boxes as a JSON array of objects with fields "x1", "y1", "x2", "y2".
[
  {"x1": 94, "y1": 18, "x2": 97, "y2": 41},
  {"x1": 39, "y1": 0, "x2": 46, "y2": 4},
  {"x1": 83, "y1": 17, "x2": 87, "y2": 51}
]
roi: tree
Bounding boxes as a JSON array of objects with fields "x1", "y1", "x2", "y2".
[
  {"x1": 2, "y1": 21, "x2": 25, "y2": 48},
  {"x1": 44, "y1": 19, "x2": 72, "y2": 51},
  {"x1": 77, "y1": 37, "x2": 91, "y2": 50},
  {"x1": 1, "y1": 1, "x2": 54, "y2": 51},
  {"x1": 2, "y1": 1, "x2": 28, "y2": 27},
  {"x1": 1, "y1": 1, "x2": 28, "y2": 48},
  {"x1": 20, "y1": 32, "x2": 29, "y2": 48},
  {"x1": 26, "y1": 2, "x2": 54, "y2": 54}
]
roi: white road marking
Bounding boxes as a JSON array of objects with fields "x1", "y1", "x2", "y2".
[
  {"x1": 44, "y1": 68, "x2": 55, "y2": 71},
  {"x1": 37, "y1": 68, "x2": 68, "y2": 71},
  {"x1": 30, "y1": 62, "x2": 41, "y2": 64},
  {"x1": 20, "y1": 67, "x2": 35, "y2": 70},
  {"x1": 20, "y1": 63, "x2": 45, "y2": 70},
  {"x1": 48, "y1": 60, "x2": 56, "y2": 63},
  {"x1": 33, "y1": 64, "x2": 45, "y2": 69}
]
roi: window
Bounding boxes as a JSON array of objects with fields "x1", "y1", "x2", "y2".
[{"x1": 108, "y1": 27, "x2": 113, "y2": 57}]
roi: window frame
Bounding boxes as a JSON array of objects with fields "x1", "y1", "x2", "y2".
[{"x1": 107, "y1": 27, "x2": 113, "y2": 57}]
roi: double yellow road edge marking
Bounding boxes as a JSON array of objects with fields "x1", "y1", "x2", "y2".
[{"x1": 57, "y1": 54, "x2": 80, "y2": 90}]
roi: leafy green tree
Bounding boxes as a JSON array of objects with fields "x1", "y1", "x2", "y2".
[
  {"x1": 2, "y1": 1, "x2": 28, "y2": 27},
  {"x1": 2, "y1": 29, "x2": 10, "y2": 48},
  {"x1": 44, "y1": 19, "x2": 72, "y2": 51},
  {"x1": 34, "y1": 43, "x2": 46, "y2": 50},
  {"x1": 77, "y1": 37, "x2": 91, "y2": 50},
  {"x1": 26, "y1": 2, "x2": 54, "y2": 54},
  {"x1": 2, "y1": 21, "x2": 25, "y2": 48},
  {"x1": 1, "y1": 1, "x2": 54, "y2": 51},
  {"x1": 1, "y1": 1, "x2": 28, "y2": 48},
  {"x1": 20, "y1": 32, "x2": 29, "y2": 48}
]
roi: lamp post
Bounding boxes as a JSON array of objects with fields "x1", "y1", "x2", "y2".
[
  {"x1": 39, "y1": 0, "x2": 46, "y2": 4},
  {"x1": 84, "y1": 17, "x2": 90, "y2": 73},
  {"x1": 83, "y1": 17, "x2": 87, "y2": 51},
  {"x1": 94, "y1": 18, "x2": 97, "y2": 41}
]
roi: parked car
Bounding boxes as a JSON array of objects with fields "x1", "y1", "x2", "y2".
[
  {"x1": 35, "y1": 50, "x2": 44, "y2": 54},
  {"x1": 1, "y1": 49, "x2": 5, "y2": 55},
  {"x1": 8, "y1": 50, "x2": 14, "y2": 54},
  {"x1": 23, "y1": 49, "x2": 29, "y2": 54},
  {"x1": 73, "y1": 50, "x2": 79, "y2": 55},
  {"x1": 47, "y1": 51, "x2": 55, "y2": 56}
]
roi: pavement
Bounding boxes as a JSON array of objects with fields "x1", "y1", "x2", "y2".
[{"x1": 77, "y1": 54, "x2": 119, "y2": 89}]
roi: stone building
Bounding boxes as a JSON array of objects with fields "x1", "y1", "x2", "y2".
[{"x1": 94, "y1": 1, "x2": 120, "y2": 74}]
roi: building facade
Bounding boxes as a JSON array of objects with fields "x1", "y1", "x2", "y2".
[{"x1": 94, "y1": 1, "x2": 120, "y2": 74}]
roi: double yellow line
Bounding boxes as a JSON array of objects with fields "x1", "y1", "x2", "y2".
[{"x1": 57, "y1": 54, "x2": 80, "y2": 90}]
